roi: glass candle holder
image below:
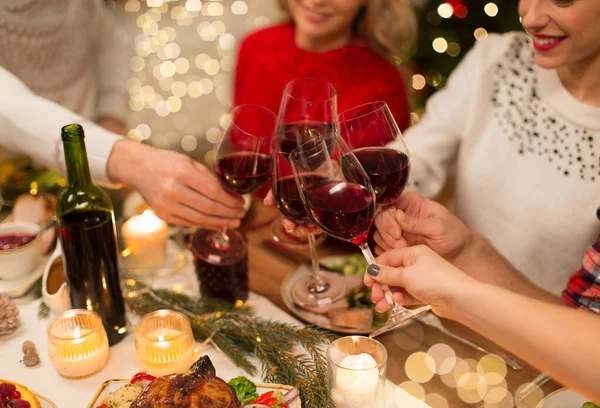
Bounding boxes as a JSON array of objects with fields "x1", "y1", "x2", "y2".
[
  {"x1": 47, "y1": 309, "x2": 110, "y2": 378},
  {"x1": 327, "y1": 336, "x2": 388, "y2": 408},
  {"x1": 135, "y1": 309, "x2": 195, "y2": 376}
]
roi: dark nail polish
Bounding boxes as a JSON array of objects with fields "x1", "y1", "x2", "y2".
[{"x1": 367, "y1": 264, "x2": 380, "y2": 277}]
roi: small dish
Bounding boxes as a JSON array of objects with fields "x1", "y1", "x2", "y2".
[
  {"x1": 0, "y1": 255, "x2": 47, "y2": 297},
  {"x1": 87, "y1": 379, "x2": 301, "y2": 408},
  {"x1": 0, "y1": 221, "x2": 44, "y2": 280},
  {"x1": 36, "y1": 392, "x2": 58, "y2": 408},
  {"x1": 281, "y1": 256, "x2": 377, "y2": 335},
  {"x1": 536, "y1": 388, "x2": 590, "y2": 408}
]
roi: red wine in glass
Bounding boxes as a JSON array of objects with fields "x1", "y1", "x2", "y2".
[
  {"x1": 346, "y1": 148, "x2": 411, "y2": 207},
  {"x1": 303, "y1": 179, "x2": 375, "y2": 245},
  {"x1": 215, "y1": 151, "x2": 272, "y2": 195},
  {"x1": 272, "y1": 175, "x2": 325, "y2": 226}
]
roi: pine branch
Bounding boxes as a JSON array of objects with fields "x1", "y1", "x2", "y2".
[
  {"x1": 124, "y1": 284, "x2": 333, "y2": 408},
  {"x1": 37, "y1": 301, "x2": 50, "y2": 319}
]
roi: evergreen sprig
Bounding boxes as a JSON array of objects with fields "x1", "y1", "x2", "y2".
[{"x1": 124, "y1": 283, "x2": 335, "y2": 408}]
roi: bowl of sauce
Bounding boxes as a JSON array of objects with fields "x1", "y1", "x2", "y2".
[{"x1": 0, "y1": 222, "x2": 43, "y2": 280}]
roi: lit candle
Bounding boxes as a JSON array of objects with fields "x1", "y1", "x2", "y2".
[
  {"x1": 332, "y1": 353, "x2": 380, "y2": 408},
  {"x1": 47, "y1": 310, "x2": 110, "y2": 378},
  {"x1": 135, "y1": 310, "x2": 195, "y2": 376},
  {"x1": 121, "y1": 210, "x2": 168, "y2": 270}
]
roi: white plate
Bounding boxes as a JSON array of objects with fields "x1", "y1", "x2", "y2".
[
  {"x1": 88, "y1": 379, "x2": 300, "y2": 408},
  {"x1": 0, "y1": 255, "x2": 47, "y2": 298},
  {"x1": 536, "y1": 388, "x2": 590, "y2": 408}
]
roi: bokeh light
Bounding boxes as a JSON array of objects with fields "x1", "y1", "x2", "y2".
[
  {"x1": 405, "y1": 352, "x2": 435, "y2": 383},
  {"x1": 181, "y1": 135, "x2": 198, "y2": 152},
  {"x1": 185, "y1": 0, "x2": 202, "y2": 12},
  {"x1": 475, "y1": 27, "x2": 489, "y2": 41},
  {"x1": 232, "y1": 1, "x2": 248, "y2": 15},
  {"x1": 206, "y1": 2, "x2": 224, "y2": 16},
  {"x1": 398, "y1": 381, "x2": 426, "y2": 400},
  {"x1": 484, "y1": 388, "x2": 514, "y2": 408},
  {"x1": 485, "y1": 2, "x2": 499, "y2": 17},
  {"x1": 425, "y1": 393, "x2": 450, "y2": 408},
  {"x1": 412, "y1": 74, "x2": 426, "y2": 90},
  {"x1": 447, "y1": 42, "x2": 461, "y2": 57},
  {"x1": 427, "y1": 343, "x2": 456, "y2": 374},
  {"x1": 432, "y1": 37, "x2": 448, "y2": 53},
  {"x1": 437, "y1": 3, "x2": 453, "y2": 18},
  {"x1": 456, "y1": 372, "x2": 486, "y2": 404},
  {"x1": 206, "y1": 127, "x2": 222, "y2": 144},
  {"x1": 477, "y1": 354, "x2": 507, "y2": 379},
  {"x1": 204, "y1": 59, "x2": 221, "y2": 75}
]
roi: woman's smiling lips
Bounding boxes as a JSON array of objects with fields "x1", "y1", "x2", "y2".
[
  {"x1": 531, "y1": 34, "x2": 567, "y2": 52},
  {"x1": 300, "y1": 4, "x2": 332, "y2": 24}
]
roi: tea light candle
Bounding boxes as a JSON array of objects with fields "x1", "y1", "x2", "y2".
[
  {"x1": 333, "y1": 353, "x2": 380, "y2": 407},
  {"x1": 135, "y1": 310, "x2": 195, "y2": 376},
  {"x1": 47, "y1": 309, "x2": 110, "y2": 378},
  {"x1": 121, "y1": 210, "x2": 168, "y2": 269}
]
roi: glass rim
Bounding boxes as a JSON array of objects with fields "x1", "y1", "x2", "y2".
[
  {"x1": 337, "y1": 101, "x2": 389, "y2": 123},
  {"x1": 228, "y1": 104, "x2": 277, "y2": 140},
  {"x1": 47, "y1": 309, "x2": 105, "y2": 340},
  {"x1": 282, "y1": 78, "x2": 337, "y2": 103},
  {"x1": 328, "y1": 336, "x2": 388, "y2": 371},
  {"x1": 135, "y1": 309, "x2": 191, "y2": 342},
  {"x1": 289, "y1": 133, "x2": 337, "y2": 164}
]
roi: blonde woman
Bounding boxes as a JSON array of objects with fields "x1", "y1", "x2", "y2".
[{"x1": 233, "y1": 0, "x2": 417, "y2": 137}]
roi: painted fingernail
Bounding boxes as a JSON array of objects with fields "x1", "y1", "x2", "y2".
[{"x1": 367, "y1": 264, "x2": 380, "y2": 277}]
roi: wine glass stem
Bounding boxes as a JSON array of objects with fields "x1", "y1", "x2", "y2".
[
  {"x1": 358, "y1": 241, "x2": 398, "y2": 311},
  {"x1": 307, "y1": 232, "x2": 328, "y2": 292}
]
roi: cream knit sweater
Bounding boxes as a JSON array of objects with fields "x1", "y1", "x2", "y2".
[{"x1": 0, "y1": 0, "x2": 130, "y2": 184}]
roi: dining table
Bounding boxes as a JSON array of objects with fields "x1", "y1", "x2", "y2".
[{"x1": 0, "y1": 197, "x2": 562, "y2": 408}]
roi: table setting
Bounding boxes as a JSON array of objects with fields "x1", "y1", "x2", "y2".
[{"x1": 0, "y1": 90, "x2": 570, "y2": 408}]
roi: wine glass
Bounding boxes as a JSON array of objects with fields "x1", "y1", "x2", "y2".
[
  {"x1": 271, "y1": 137, "x2": 346, "y2": 307},
  {"x1": 338, "y1": 101, "x2": 410, "y2": 208},
  {"x1": 290, "y1": 135, "x2": 430, "y2": 338},
  {"x1": 272, "y1": 78, "x2": 337, "y2": 247},
  {"x1": 196, "y1": 104, "x2": 276, "y2": 253}
]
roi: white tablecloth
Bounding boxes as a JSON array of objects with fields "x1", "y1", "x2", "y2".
[{"x1": 1, "y1": 291, "x2": 429, "y2": 408}]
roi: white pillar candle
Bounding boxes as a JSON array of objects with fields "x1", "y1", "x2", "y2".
[
  {"x1": 332, "y1": 353, "x2": 381, "y2": 408},
  {"x1": 121, "y1": 210, "x2": 168, "y2": 270}
]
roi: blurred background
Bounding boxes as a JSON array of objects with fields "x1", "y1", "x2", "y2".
[{"x1": 107, "y1": 0, "x2": 521, "y2": 167}]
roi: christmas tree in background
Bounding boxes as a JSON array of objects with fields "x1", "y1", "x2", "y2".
[{"x1": 409, "y1": 0, "x2": 523, "y2": 112}]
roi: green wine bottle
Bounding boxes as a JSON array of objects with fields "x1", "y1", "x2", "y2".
[{"x1": 56, "y1": 124, "x2": 127, "y2": 346}]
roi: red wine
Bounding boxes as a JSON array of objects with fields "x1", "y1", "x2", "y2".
[
  {"x1": 347, "y1": 148, "x2": 410, "y2": 206},
  {"x1": 60, "y1": 209, "x2": 126, "y2": 345},
  {"x1": 303, "y1": 180, "x2": 375, "y2": 245},
  {"x1": 0, "y1": 233, "x2": 35, "y2": 250},
  {"x1": 273, "y1": 175, "x2": 324, "y2": 225},
  {"x1": 215, "y1": 152, "x2": 272, "y2": 195},
  {"x1": 277, "y1": 122, "x2": 335, "y2": 159}
]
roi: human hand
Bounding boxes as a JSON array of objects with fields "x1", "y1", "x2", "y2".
[
  {"x1": 96, "y1": 116, "x2": 127, "y2": 136},
  {"x1": 374, "y1": 191, "x2": 473, "y2": 264},
  {"x1": 364, "y1": 245, "x2": 477, "y2": 319},
  {"x1": 107, "y1": 140, "x2": 246, "y2": 228}
]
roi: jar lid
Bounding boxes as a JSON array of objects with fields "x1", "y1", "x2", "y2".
[{"x1": 190, "y1": 229, "x2": 247, "y2": 266}]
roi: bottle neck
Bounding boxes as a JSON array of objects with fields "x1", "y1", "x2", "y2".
[{"x1": 63, "y1": 137, "x2": 92, "y2": 187}]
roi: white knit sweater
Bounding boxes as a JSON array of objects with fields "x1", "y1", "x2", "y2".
[
  {"x1": 396, "y1": 32, "x2": 600, "y2": 295},
  {"x1": 0, "y1": 0, "x2": 130, "y2": 184}
]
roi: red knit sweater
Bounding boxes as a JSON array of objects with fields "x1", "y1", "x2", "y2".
[{"x1": 234, "y1": 23, "x2": 411, "y2": 148}]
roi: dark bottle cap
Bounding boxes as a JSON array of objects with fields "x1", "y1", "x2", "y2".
[{"x1": 61, "y1": 124, "x2": 85, "y2": 142}]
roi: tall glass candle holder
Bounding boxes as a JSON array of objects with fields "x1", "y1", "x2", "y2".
[
  {"x1": 327, "y1": 336, "x2": 388, "y2": 408},
  {"x1": 135, "y1": 309, "x2": 195, "y2": 376},
  {"x1": 47, "y1": 309, "x2": 110, "y2": 378}
]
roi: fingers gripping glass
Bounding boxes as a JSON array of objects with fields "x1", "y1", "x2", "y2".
[{"x1": 290, "y1": 136, "x2": 429, "y2": 338}]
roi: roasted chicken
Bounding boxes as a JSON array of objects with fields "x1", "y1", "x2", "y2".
[{"x1": 130, "y1": 356, "x2": 241, "y2": 408}]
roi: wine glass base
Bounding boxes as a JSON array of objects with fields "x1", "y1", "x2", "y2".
[
  {"x1": 369, "y1": 305, "x2": 432, "y2": 338},
  {"x1": 271, "y1": 216, "x2": 326, "y2": 248},
  {"x1": 291, "y1": 271, "x2": 346, "y2": 308}
]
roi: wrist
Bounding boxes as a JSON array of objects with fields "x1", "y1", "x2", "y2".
[
  {"x1": 452, "y1": 231, "x2": 483, "y2": 270},
  {"x1": 445, "y1": 276, "x2": 488, "y2": 323},
  {"x1": 106, "y1": 140, "x2": 147, "y2": 187}
]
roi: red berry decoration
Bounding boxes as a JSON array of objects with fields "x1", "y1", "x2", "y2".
[
  {"x1": 0, "y1": 384, "x2": 16, "y2": 400},
  {"x1": 12, "y1": 400, "x2": 31, "y2": 408},
  {"x1": 10, "y1": 392, "x2": 20, "y2": 400}
]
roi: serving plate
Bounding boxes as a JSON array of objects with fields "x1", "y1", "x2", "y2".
[
  {"x1": 36, "y1": 392, "x2": 58, "y2": 408},
  {"x1": 536, "y1": 388, "x2": 590, "y2": 408},
  {"x1": 87, "y1": 379, "x2": 300, "y2": 408},
  {"x1": 281, "y1": 255, "x2": 378, "y2": 335}
]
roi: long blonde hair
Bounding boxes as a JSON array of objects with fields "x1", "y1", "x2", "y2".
[{"x1": 277, "y1": 0, "x2": 417, "y2": 62}]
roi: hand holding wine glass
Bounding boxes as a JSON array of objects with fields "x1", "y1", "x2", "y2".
[{"x1": 291, "y1": 135, "x2": 430, "y2": 338}]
